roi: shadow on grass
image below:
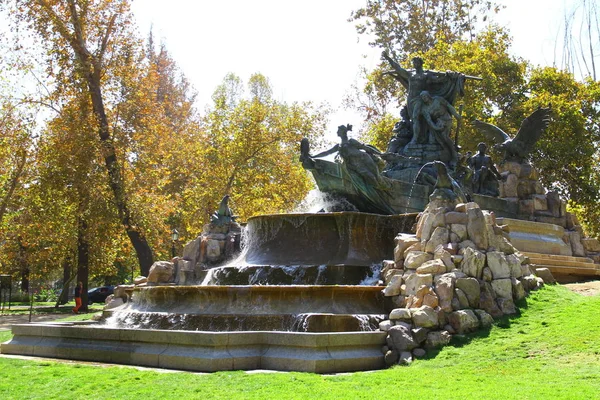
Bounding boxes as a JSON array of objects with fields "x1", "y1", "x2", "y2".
[{"x1": 423, "y1": 298, "x2": 530, "y2": 359}]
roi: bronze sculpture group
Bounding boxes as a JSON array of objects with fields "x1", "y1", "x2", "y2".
[{"x1": 300, "y1": 53, "x2": 551, "y2": 215}]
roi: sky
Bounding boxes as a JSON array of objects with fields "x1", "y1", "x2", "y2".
[{"x1": 130, "y1": 0, "x2": 576, "y2": 138}]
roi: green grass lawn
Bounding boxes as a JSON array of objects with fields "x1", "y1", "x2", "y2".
[{"x1": 1, "y1": 285, "x2": 599, "y2": 399}]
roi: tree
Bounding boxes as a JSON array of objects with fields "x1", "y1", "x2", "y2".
[
  {"x1": 349, "y1": 0, "x2": 502, "y2": 59},
  {"x1": 556, "y1": 0, "x2": 599, "y2": 80},
  {"x1": 193, "y1": 73, "x2": 329, "y2": 225},
  {"x1": 7, "y1": 0, "x2": 155, "y2": 275}
]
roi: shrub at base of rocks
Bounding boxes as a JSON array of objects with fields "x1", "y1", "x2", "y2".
[{"x1": 380, "y1": 201, "x2": 547, "y2": 366}]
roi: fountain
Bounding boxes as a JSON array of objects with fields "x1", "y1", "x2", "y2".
[
  {"x1": 3, "y1": 51, "x2": 600, "y2": 374},
  {"x1": 1, "y1": 206, "x2": 418, "y2": 373}
]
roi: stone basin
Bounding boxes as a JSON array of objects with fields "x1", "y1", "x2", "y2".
[
  {"x1": 104, "y1": 285, "x2": 387, "y2": 333},
  {"x1": 242, "y1": 212, "x2": 416, "y2": 266}
]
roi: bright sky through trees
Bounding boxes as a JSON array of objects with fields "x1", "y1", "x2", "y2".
[{"x1": 131, "y1": 0, "x2": 570, "y2": 138}]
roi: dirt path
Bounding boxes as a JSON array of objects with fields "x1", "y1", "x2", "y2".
[{"x1": 563, "y1": 280, "x2": 600, "y2": 296}]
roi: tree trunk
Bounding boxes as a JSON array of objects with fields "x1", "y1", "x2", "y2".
[
  {"x1": 77, "y1": 217, "x2": 89, "y2": 312},
  {"x1": 18, "y1": 240, "x2": 28, "y2": 293},
  {"x1": 57, "y1": 256, "x2": 73, "y2": 306},
  {"x1": 35, "y1": 1, "x2": 155, "y2": 276},
  {"x1": 86, "y1": 68, "x2": 154, "y2": 277}
]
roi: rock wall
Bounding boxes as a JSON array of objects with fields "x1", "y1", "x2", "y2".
[
  {"x1": 498, "y1": 161, "x2": 600, "y2": 261},
  {"x1": 380, "y1": 200, "x2": 546, "y2": 366}
]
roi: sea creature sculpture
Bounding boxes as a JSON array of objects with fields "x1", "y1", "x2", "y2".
[
  {"x1": 472, "y1": 107, "x2": 551, "y2": 163},
  {"x1": 210, "y1": 195, "x2": 236, "y2": 225}
]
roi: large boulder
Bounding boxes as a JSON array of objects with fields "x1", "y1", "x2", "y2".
[
  {"x1": 147, "y1": 261, "x2": 175, "y2": 284},
  {"x1": 394, "y1": 234, "x2": 419, "y2": 263},
  {"x1": 434, "y1": 273, "x2": 455, "y2": 312},
  {"x1": 460, "y1": 247, "x2": 486, "y2": 279},
  {"x1": 466, "y1": 206, "x2": 489, "y2": 250},
  {"x1": 425, "y1": 330, "x2": 452, "y2": 348},
  {"x1": 424, "y1": 227, "x2": 449, "y2": 253},
  {"x1": 386, "y1": 324, "x2": 418, "y2": 352},
  {"x1": 404, "y1": 251, "x2": 433, "y2": 269},
  {"x1": 416, "y1": 259, "x2": 447, "y2": 275},
  {"x1": 383, "y1": 275, "x2": 403, "y2": 297},
  {"x1": 479, "y1": 282, "x2": 503, "y2": 318},
  {"x1": 491, "y1": 278, "x2": 513, "y2": 299},
  {"x1": 410, "y1": 306, "x2": 439, "y2": 328},
  {"x1": 487, "y1": 251, "x2": 511, "y2": 279},
  {"x1": 455, "y1": 277, "x2": 480, "y2": 308},
  {"x1": 404, "y1": 273, "x2": 433, "y2": 296},
  {"x1": 448, "y1": 310, "x2": 480, "y2": 333}
]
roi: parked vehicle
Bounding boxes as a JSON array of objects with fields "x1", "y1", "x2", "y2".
[{"x1": 87, "y1": 285, "x2": 114, "y2": 304}]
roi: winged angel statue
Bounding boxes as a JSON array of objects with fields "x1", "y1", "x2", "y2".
[{"x1": 472, "y1": 107, "x2": 551, "y2": 163}]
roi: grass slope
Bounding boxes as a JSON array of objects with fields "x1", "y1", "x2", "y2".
[{"x1": 0, "y1": 285, "x2": 599, "y2": 400}]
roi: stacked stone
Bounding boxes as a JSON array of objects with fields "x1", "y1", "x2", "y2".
[
  {"x1": 380, "y1": 200, "x2": 545, "y2": 366},
  {"x1": 497, "y1": 161, "x2": 555, "y2": 221},
  {"x1": 497, "y1": 161, "x2": 600, "y2": 260},
  {"x1": 174, "y1": 221, "x2": 242, "y2": 285}
]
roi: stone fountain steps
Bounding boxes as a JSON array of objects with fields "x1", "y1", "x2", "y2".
[
  {"x1": 121, "y1": 285, "x2": 387, "y2": 317},
  {"x1": 1, "y1": 323, "x2": 386, "y2": 373},
  {"x1": 522, "y1": 251, "x2": 600, "y2": 278},
  {"x1": 101, "y1": 311, "x2": 385, "y2": 332},
  {"x1": 200, "y1": 264, "x2": 379, "y2": 286}
]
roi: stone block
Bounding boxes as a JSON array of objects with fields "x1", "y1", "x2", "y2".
[
  {"x1": 147, "y1": 261, "x2": 175, "y2": 284},
  {"x1": 502, "y1": 174, "x2": 518, "y2": 198},
  {"x1": 410, "y1": 306, "x2": 439, "y2": 328},
  {"x1": 566, "y1": 212, "x2": 579, "y2": 230},
  {"x1": 448, "y1": 310, "x2": 480, "y2": 333},
  {"x1": 519, "y1": 199, "x2": 534, "y2": 215},
  {"x1": 546, "y1": 191, "x2": 562, "y2": 217},
  {"x1": 534, "y1": 181, "x2": 545, "y2": 195},
  {"x1": 511, "y1": 277, "x2": 526, "y2": 301},
  {"x1": 389, "y1": 308, "x2": 412, "y2": 321},
  {"x1": 502, "y1": 161, "x2": 522, "y2": 176},
  {"x1": 517, "y1": 181, "x2": 532, "y2": 199},
  {"x1": 451, "y1": 224, "x2": 468, "y2": 242},
  {"x1": 474, "y1": 309, "x2": 494, "y2": 328},
  {"x1": 491, "y1": 278, "x2": 513, "y2": 299},
  {"x1": 582, "y1": 238, "x2": 600, "y2": 253},
  {"x1": 383, "y1": 275, "x2": 403, "y2": 297},
  {"x1": 404, "y1": 242, "x2": 422, "y2": 258},
  {"x1": 506, "y1": 253, "x2": 523, "y2": 278},
  {"x1": 445, "y1": 212, "x2": 468, "y2": 225},
  {"x1": 434, "y1": 246, "x2": 454, "y2": 271},
  {"x1": 460, "y1": 247, "x2": 486, "y2": 279},
  {"x1": 454, "y1": 288, "x2": 470, "y2": 309},
  {"x1": 379, "y1": 320, "x2": 393, "y2": 332},
  {"x1": 434, "y1": 273, "x2": 455, "y2": 312},
  {"x1": 394, "y1": 234, "x2": 420, "y2": 263},
  {"x1": 182, "y1": 237, "x2": 201, "y2": 262},
  {"x1": 416, "y1": 259, "x2": 447, "y2": 275},
  {"x1": 206, "y1": 239, "x2": 222, "y2": 261},
  {"x1": 425, "y1": 330, "x2": 452, "y2": 349},
  {"x1": 487, "y1": 251, "x2": 511, "y2": 279},
  {"x1": 479, "y1": 282, "x2": 503, "y2": 318},
  {"x1": 387, "y1": 325, "x2": 417, "y2": 352},
  {"x1": 404, "y1": 251, "x2": 433, "y2": 269},
  {"x1": 532, "y1": 194, "x2": 548, "y2": 211},
  {"x1": 467, "y1": 207, "x2": 489, "y2": 249},
  {"x1": 424, "y1": 227, "x2": 449, "y2": 253},
  {"x1": 404, "y1": 273, "x2": 433, "y2": 296},
  {"x1": 455, "y1": 277, "x2": 480, "y2": 308},
  {"x1": 422, "y1": 292, "x2": 439, "y2": 308},
  {"x1": 533, "y1": 267, "x2": 556, "y2": 284},
  {"x1": 497, "y1": 297, "x2": 517, "y2": 315},
  {"x1": 568, "y1": 231, "x2": 586, "y2": 257}
]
